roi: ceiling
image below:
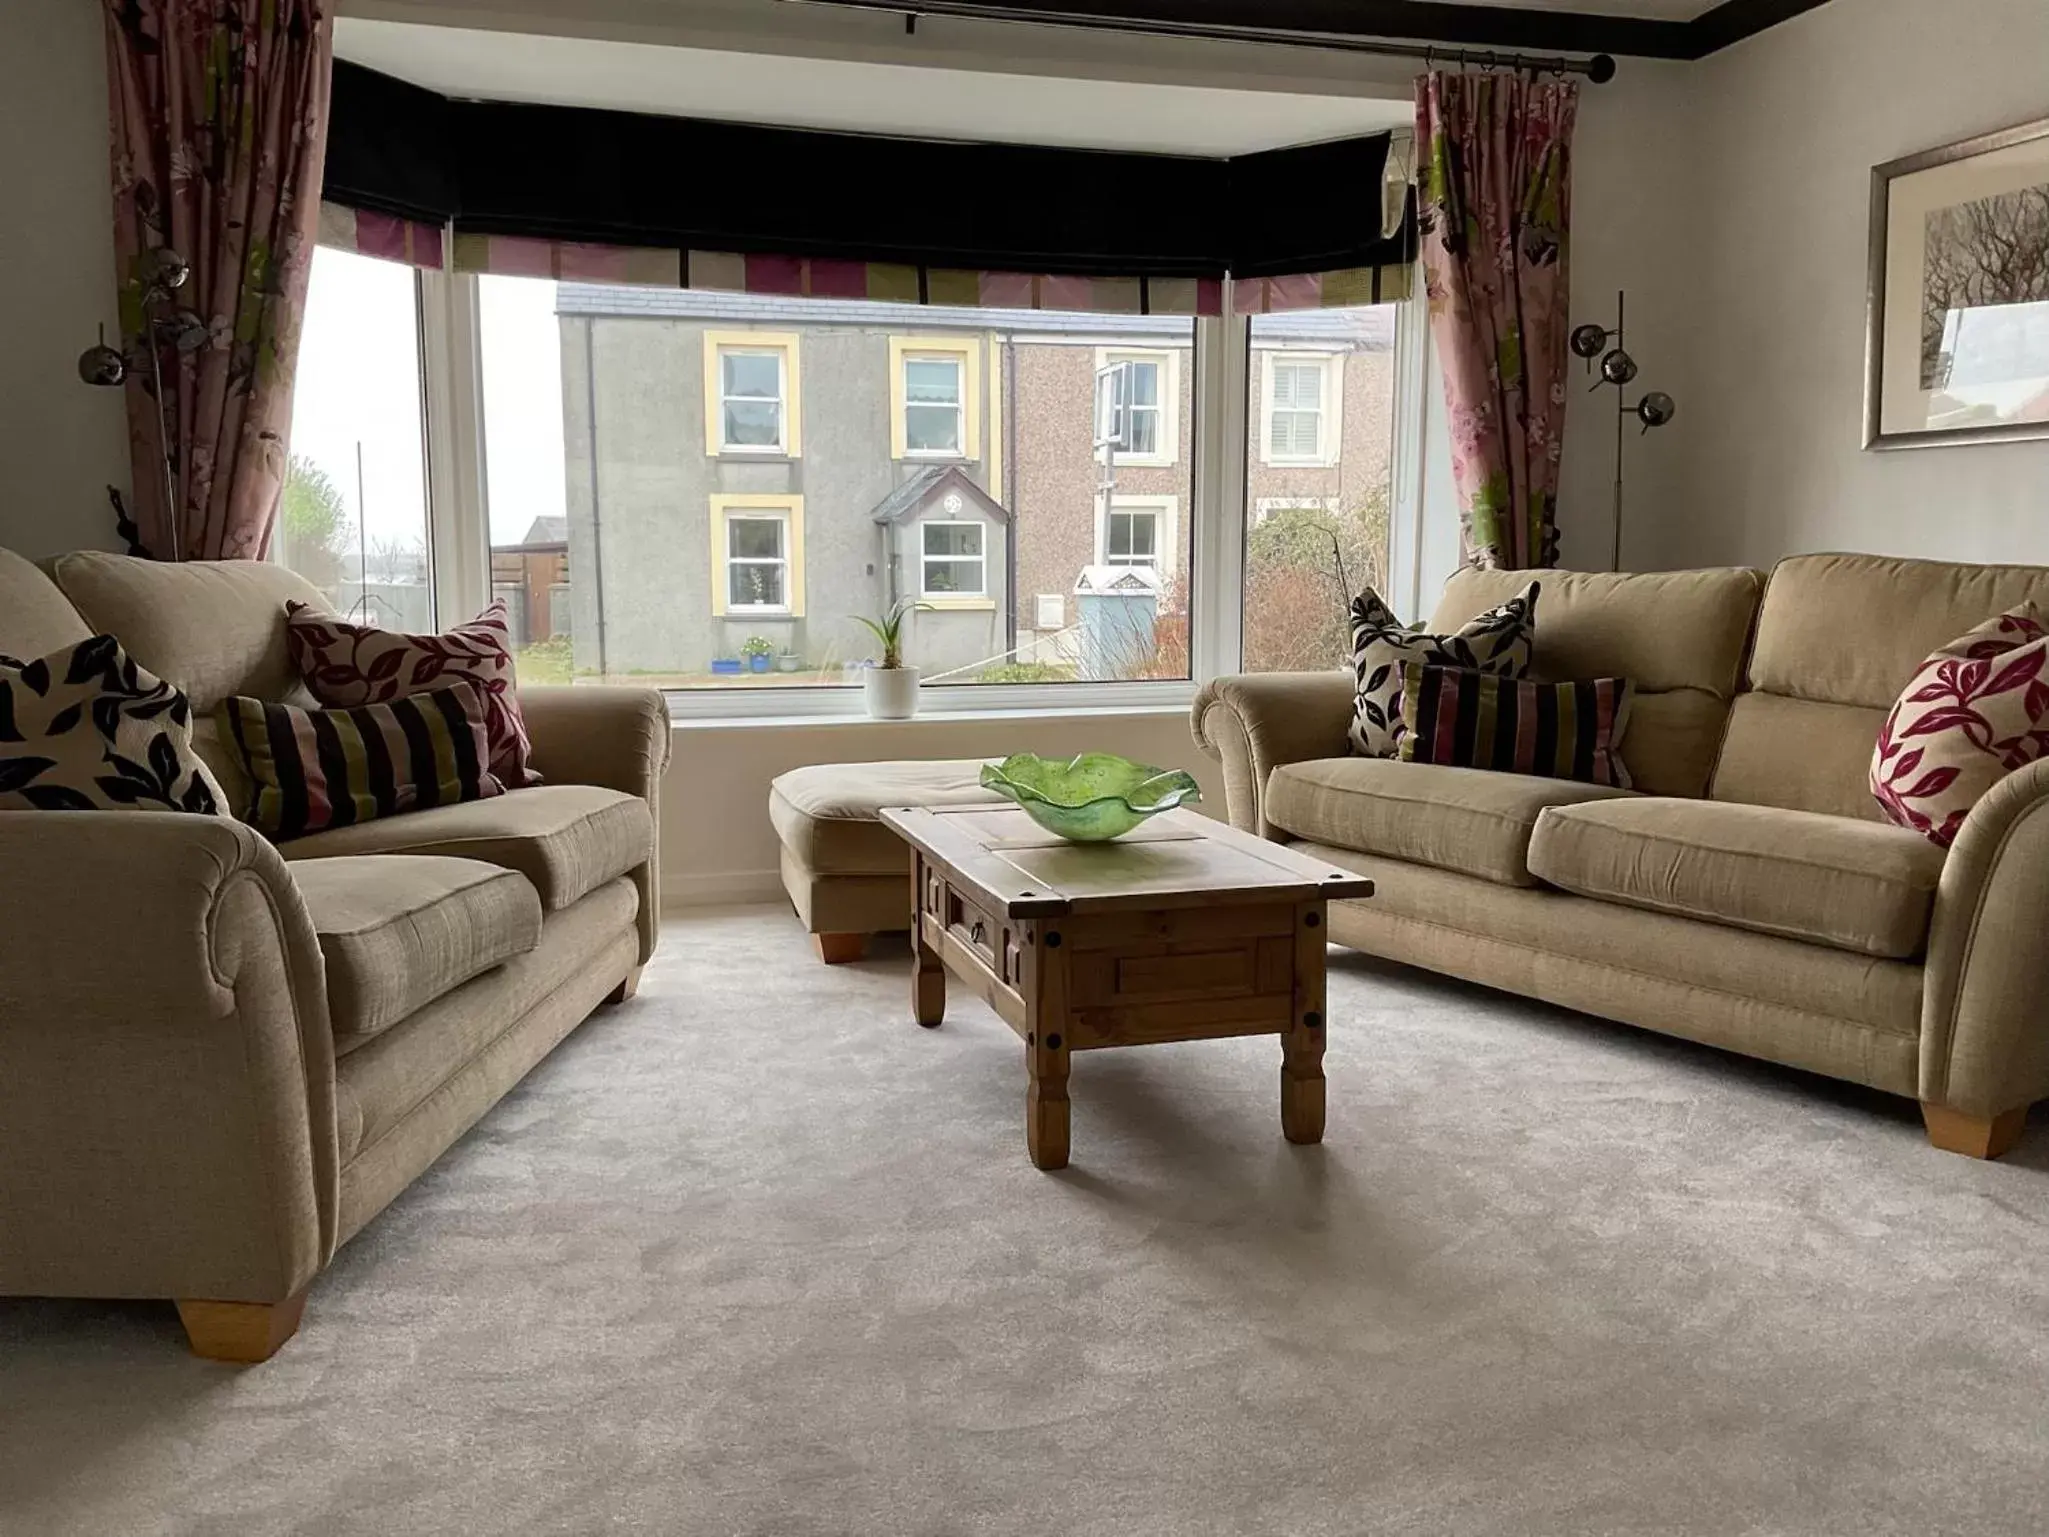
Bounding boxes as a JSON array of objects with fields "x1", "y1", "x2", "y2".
[{"x1": 335, "y1": 20, "x2": 1415, "y2": 154}]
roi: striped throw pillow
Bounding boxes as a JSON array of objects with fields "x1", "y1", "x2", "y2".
[
  {"x1": 1399, "y1": 665, "x2": 1635, "y2": 788},
  {"x1": 216, "y1": 682, "x2": 504, "y2": 841}
]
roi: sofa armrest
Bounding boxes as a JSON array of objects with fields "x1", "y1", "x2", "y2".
[
  {"x1": 1190, "y1": 671, "x2": 1355, "y2": 837},
  {"x1": 518, "y1": 686, "x2": 671, "y2": 963},
  {"x1": 1921, "y1": 759, "x2": 2049, "y2": 1117},
  {"x1": 0, "y1": 812, "x2": 337, "y2": 1302}
]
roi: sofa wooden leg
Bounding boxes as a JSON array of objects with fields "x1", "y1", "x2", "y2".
[
  {"x1": 175, "y1": 1291, "x2": 308, "y2": 1364},
  {"x1": 603, "y1": 965, "x2": 643, "y2": 1005},
  {"x1": 814, "y1": 932, "x2": 868, "y2": 965},
  {"x1": 1921, "y1": 1102, "x2": 2030, "y2": 1160}
]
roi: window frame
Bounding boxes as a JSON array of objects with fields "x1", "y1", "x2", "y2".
[
  {"x1": 709, "y1": 494, "x2": 806, "y2": 618},
  {"x1": 901, "y1": 354, "x2": 966, "y2": 458},
  {"x1": 1093, "y1": 347, "x2": 1180, "y2": 467},
  {"x1": 1259, "y1": 349, "x2": 1343, "y2": 468},
  {"x1": 703, "y1": 331, "x2": 802, "y2": 458},
  {"x1": 889, "y1": 335, "x2": 983, "y2": 461},
  {"x1": 918, "y1": 518, "x2": 988, "y2": 599},
  {"x1": 1095, "y1": 493, "x2": 1178, "y2": 576},
  {"x1": 412, "y1": 265, "x2": 1429, "y2": 722}
]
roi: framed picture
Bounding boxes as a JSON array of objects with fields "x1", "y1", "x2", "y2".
[{"x1": 1866, "y1": 114, "x2": 2049, "y2": 450}]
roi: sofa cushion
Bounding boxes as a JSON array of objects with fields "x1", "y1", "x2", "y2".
[
  {"x1": 1528, "y1": 798, "x2": 1946, "y2": 960},
  {"x1": 1430, "y1": 565, "x2": 1764, "y2": 799},
  {"x1": 770, "y1": 759, "x2": 1004, "y2": 876},
  {"x1": 45, "y1": 552, "x2": 328, "y2": 712},
  {"x1": 1400, "y1": 665, "x2": 1635, "y2": 788},
  {"x1": 0, "y1": 548, "x2": 90, "y2": 661},
  {"x1": 1714, "y1": 552, "x2": 2049, "y2": 819},
  {"x1": 1264, "y1": 757, "x2": 1636, "y2": 888},
  {"x1": 1347, "y1": 582, "x2": 1537, "y2": 758},
  {"x1": 280, "y1": 784, "x2": 652, "y2": 912},
  {"x1": 294, "y1": 855, "x2": 542, "y2": 1048}
]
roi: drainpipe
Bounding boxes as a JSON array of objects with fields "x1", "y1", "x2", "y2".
[
  {"x1": 1004, "y1": 334, "x2": 1019, "y2": 662},
  {"x1": 582, "y1": 318, "x2": 609, "y2": 681}
]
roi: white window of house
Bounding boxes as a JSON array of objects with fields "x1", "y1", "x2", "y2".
[
  {"x1": 725, "y1": 512, "x2": 790, "y2": 611},
  {"x1": 903, "y1": 356, "x2": 965, "y2": 455},
  {"x1": 1094, "y1": 349, "x2": 1178, "y2": 465},
  {"x1": 921, "y1": 521, "x2": 985, "y2": 596},
  {"x1": 1097, "y1": 495, "x2": 1176, "y2": 574},
  {"x1": 1264, "y1": 354, "x2": 1334, "y2": 465},
  {"x1": 1253, "y1": 496, "x2": 1341, "y2": 525},
  {"x1": 719, "y1": 348, "x2": 787, "y2": 452}
]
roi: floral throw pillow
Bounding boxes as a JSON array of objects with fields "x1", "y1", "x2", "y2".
[
  {"x1": 1347, "y1": 581, "x2": 1540, "y2": 757},
  {"x1": 0, "y1": 635, "x2": 227, "y2": 814},
  {"x1": 284, "y1": 599, "x2": 539, "y2": 788},
  {"x1": 1871, "y1": 605, "x2": 2049, "y2": 849}
]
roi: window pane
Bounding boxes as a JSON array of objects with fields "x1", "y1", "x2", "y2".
[
  {"x1": 1127, "y1": 362, "x2": 1158, "y2": 407},
  {"x1": 723, "y1": 351, "x2": 781, "y2": 398},
  {"x1": 904, "y1": 403, "x2": 960, "y2": 454},
  {"x1": 729, "y1": 517, "x2": 784, "y2": 559},
  {"x1": 729, "y1": 562, "x2": 786, "y2": 609},
  {"x1": 905, "y1": 358, "x2": 960, "y2": 403},
  {"x1": 481, "y1": 277, "x2": 1193, "y2": 690},
  {"x1": 923, "y1": 523, "x2": 981, "y2": 558},
  {"x1": 1127, "y1": 406, "x2": 1158, "y2": 457},
  {"x1": 283, "y1": 247, "x2": 433, "y2": 627},
  {"x1": 724, "y1": 400, "x2": 782, "y2": 446},
  {"x1": 1243, "y1": 308, "x2": 1397, "y2": 674}
]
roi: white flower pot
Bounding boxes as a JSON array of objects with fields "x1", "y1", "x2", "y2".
[{"x1": 864, "y1": 665, "x2": 921, "y2": 720}]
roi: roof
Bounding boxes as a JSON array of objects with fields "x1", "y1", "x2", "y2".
[
  {"x1": 522, "y1": 515, "x2": 567, "y2": 544},
  {"x1": 870, "y1": 465, "x2": 1009, "y2": 526},
  {"x1": 555, "y1": 283, "x2": 1392, "y2": 347}
]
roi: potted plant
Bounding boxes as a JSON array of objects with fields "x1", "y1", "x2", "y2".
[
  {"x1": 742, "y1": 634, "x2": 775, "y2": 674},
  {"x1": 709, "y1": 656, "x2": 744, "y2": 677},
  {"x1": 854, "y1": 598, "x2": 930, "y2": 720},
  {"x1": 777, "y1": 650, "x2": 801, "y2": 673}
]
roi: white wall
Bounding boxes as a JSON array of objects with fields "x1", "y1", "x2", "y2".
[
  {"x1": 659, "y1": 709, "x2": 1224, "y2": 906},
  {"x1": 0, "y1": 0, "x2": 130, "y2": 562},
  {"x1": 1653, "y1": 0, "x2": 2049, "y2": 571}
]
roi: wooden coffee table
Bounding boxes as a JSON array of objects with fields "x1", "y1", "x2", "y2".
[{"x1": 879, "y1": 805, "x2": 1375, "y2": 1170}]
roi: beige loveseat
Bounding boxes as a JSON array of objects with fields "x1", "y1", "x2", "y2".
[
  {"x1": 0, "y1": 549, "x2": 670, "y2": 1359},
  {"x1": 1193, "y1": 554, "x2": 2049, "y2": 1160}
]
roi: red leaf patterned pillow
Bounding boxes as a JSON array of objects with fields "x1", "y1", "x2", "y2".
[
  {"x1": 284, "y1": 600, "x2": 541, "y2": 788},
  {"x1": 1871, "y1": 605, "x2": 2049, "y2": 849}
]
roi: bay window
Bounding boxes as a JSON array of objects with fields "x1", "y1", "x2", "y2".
[{"x1": 302, "y1": 265, "x2": 1415, "y2": 710}]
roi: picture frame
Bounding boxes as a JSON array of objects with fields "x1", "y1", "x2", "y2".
[{"x1": 1865, "y1": 114, "x2": 2049, "y2": 450}]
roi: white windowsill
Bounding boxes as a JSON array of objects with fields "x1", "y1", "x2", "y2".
[{"x1": 666, "y1": 682, "x2": 1196, "y2": 729}]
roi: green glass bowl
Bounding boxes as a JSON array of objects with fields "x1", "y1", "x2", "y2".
[{"x1": 979, "y1": 752, "x2": 1203, "y2": 842}]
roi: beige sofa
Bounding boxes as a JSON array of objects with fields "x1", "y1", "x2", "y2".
[
  {"x1": 1193, "y1": 554, "x2": 2049, "y2": 1160},
  {"x1": 0, "y1": 549, "x2": 670, "y2": 1359}
]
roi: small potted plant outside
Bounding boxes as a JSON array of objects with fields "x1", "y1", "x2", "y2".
[
  {"x1": 709, "y1": 656, "x2": 743, "y2": 677},
  {"x1": 854, "y1": 598, "x2": 930, "y2": 720},
  {"x1": 741, "y1": 634, "x2": 775, "y2": 674},
  {"x1": 777, "y1": 650, "x2": 801, "y2": 673}
]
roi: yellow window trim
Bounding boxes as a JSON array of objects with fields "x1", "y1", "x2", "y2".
[
  {"x1": 709, "y1": 494, "x2": 806, "y2": 618},
  {"x1": 889, "y1": 335, "x2": 983, "y2": 461},
  {"x1": 703, "y1": 331, "x2": 803, "y2": 459}
]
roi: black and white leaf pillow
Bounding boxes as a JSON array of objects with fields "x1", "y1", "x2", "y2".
[
  {"x1": 1346, "y1": 581, "x2": 1541, "y2": 757},
  {"x1": 0, "y1": 637, "x2": 227, "y2": 816}
]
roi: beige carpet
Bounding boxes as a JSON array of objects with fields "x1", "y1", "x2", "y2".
[{"x1": 4, "y1": 907, "x2": 2048, "y2": 1536}]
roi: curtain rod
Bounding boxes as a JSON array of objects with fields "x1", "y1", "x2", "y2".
[{"x1": 776, "y1": 0, "x2": 1618, "y2": 82}]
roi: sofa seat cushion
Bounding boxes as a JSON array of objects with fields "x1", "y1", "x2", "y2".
[
  {"x1": 1264, "y1": 757, "x2": 1637, "y2": 888},
  {"x1": 770, "y1": 759, "x2": 1005, "y2": 876},
  {"x1": 281, "y1": 784, "x2": 652, "y2": 912},
  {"x1": 294, "y1": 855, "x2": 542, "y2": 1048},
  {"x1": 1528, "y1": 798, "x2": 1946, "y2": 960}
]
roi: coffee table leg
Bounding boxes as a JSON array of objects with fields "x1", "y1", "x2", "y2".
[
  {"x1": 1027, "y1": 923, "x2": 1071, "y2": 1170},
  {"x1": 1282, "y1": 901, "x2": 1327, "y2": 1144},
  {"x1": 912, "y1": 926, "x2": 946, "y2": 1028}
]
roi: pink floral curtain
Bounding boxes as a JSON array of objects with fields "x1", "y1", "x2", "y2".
[
  {"x1": 104, "y1": 0, "x2": 333, "y2": 561},
  {"x1": 1414, "y1": 72, "x2": 1577, "y2": 570}
]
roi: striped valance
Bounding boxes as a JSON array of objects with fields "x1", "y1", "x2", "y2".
[{"x1": 319, "y1": 207, "x2": 1410, "y2": 316}]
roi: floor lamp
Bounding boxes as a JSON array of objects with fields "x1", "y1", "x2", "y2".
[{"x1": 1569, "y1": 291, "x2": 1676, "y2": 572}]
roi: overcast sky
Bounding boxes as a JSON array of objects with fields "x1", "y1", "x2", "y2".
[{"x1": 290, "y1": 249, "x2": 567, "y2": 553}]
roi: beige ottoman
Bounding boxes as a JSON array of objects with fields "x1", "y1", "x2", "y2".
[{"x1": 770, "y1": 759, "x2": 1007, "y2": 963}]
